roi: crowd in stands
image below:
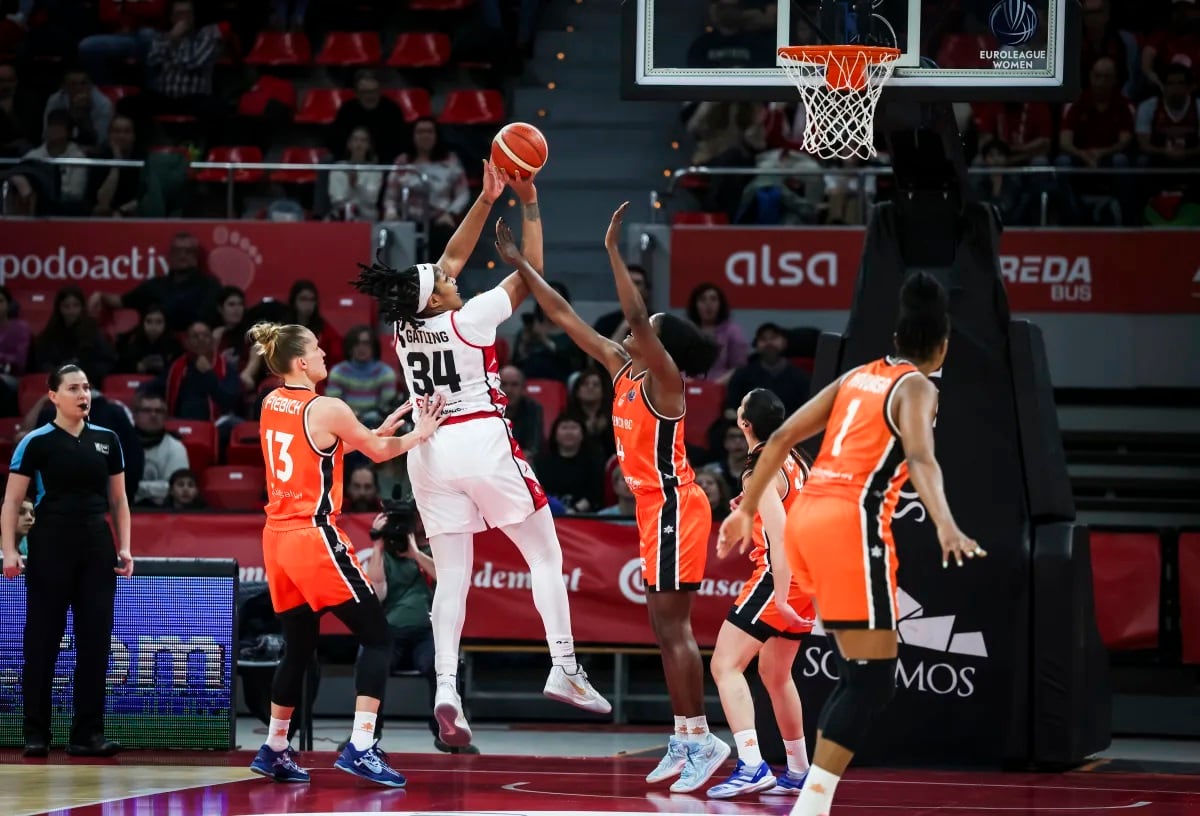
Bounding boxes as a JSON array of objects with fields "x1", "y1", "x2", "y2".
[{"x1": 677, "y1": 0, "x2": 1200, "y2": 227}]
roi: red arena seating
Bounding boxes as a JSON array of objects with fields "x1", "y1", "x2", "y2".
[
  {"x1": 316, "y1": 31, "x2": 382, "y2": 66},
  {"x1": 270, "y1": 147, "x2": 328, "y2": 184},
  {"x1": 101, "y1": 374, "x2": 155, "y2": 408},
  {"x1": 245, "y1": 31, "x2": 312, "y2": 66},
  {"x1": 194, "y1": 146, "x2": 265, "y2": 184},
  {"x1": 438, "y1": 89, "x2": 505, "y2": 125},
  {"x1": 236, "y1": 75, "x2": 297, "y2": 117},
  {"x1": 98, "y1": 85, "x2": 140, "y2": 104},
  {"x1": 383, "y1": 87, "x2": 433, "y2": 122},
  {"x1": 225, "y1": 421, "x2": 264, "y2": 467},
  {"x1": 294, "y1": 88, "x2": 355, "y2": 125},
  {"x1": 683, "y1": 380, "x2": 726, "y2": 447},
  {"x1": 165, "y1": 419, "x2": 217, "y2": 468},
  {"x1": 387, "y1": 32, "x2": 451, "y2": 68},
  {"x1": 671, "y1": 211, "x2": 729, "y2": 226},
  {"x1": 202, "y1": 466, "x2": 266, "y2": 511},
  {"x1": 524, "y1": 378, "x2": 566, "y2": 439},
  {"x1": 1089, "y1": 531, "x2": 1161, "y2": 651}
]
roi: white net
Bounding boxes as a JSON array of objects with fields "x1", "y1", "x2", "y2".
[{"x1": 777, "y1": 47, "x2": 900, "y2": 161}]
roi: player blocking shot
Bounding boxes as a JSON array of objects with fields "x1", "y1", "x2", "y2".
[{"x1": 352, "y1": 162, "x2": 611, "y2": 749}]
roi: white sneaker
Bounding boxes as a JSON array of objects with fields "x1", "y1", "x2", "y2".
[
  {"x1": 670, "y1": 734, "x2": 732, "y2": 793},
  {"x1": 542, "y1": 665, "x2": 612, "y2": 714},
  {"x1": 646, "y1": 735, "x2": 689, "y2": 783},
  {"x1": 433, "y1": 681, "x2": 472, "y2": 747}
]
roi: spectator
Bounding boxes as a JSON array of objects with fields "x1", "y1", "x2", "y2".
[
  {"x1": 566, "y1": 367, "x2": 614, "y2": 458},
  {"x1": 163, "y1": 321, "x2": 241, "y2": 420},
  {"x1": 974, "y1": 140, "x2": 1035, "y2": 225},
  {"x1": 269, "y1": 0, "x2": 308, "y2": 30},
  {"x1": 499, "y1": 364, "x2": 544, "y2": 458},
  {"x1": 0, "y1": 285, "x2": 33, "y2": 416},
  {"x1": 1057, "y1": 57, "x2": 1135, "y2": 223},
  {"x1": 42, "y1": 65, "x2": 112, "y2": 151},
  {"x1": 511, "y1": 282, "x2": 586, "y2": 382},
  {"x1": 597, "y1": 462, "x2": 637, "y2": 518},
  {"x1": 1080, "y1": 0, "x2": 1139, "y2": 98},
  {"x1": 89, "y1": 231, "x2": 223, "y2": 333},
  {"x1": 288, "y1": 280, "x2": 342, "y2": 363},
  {"x1": 24, "y1": 109, "x2": 87, "y2": 207},
  {"x1": 383, "y1": 117, "x2": 470, "y2": 260},
  {"x1": 534, "y1": 414, "x2": 606, "y2": 514},
  {"x1": 31, "y1": 286, "x2": 116, "y2": 385},
  {"x1": 139, "y1": 0, "x2": 223, "y2": 131},
  {"x1": 696, "y1": 468, "x2": 731, "y2": 522},
  {"x1": 708, "y1": 418, "x2": 749, "y2": 498},
  {"x1": 86, "y1": 115, "x2": 141, "y2": 217},
  {"x1": 15, "y1": 497, "x2": 34, "y2": 557},
  {"x1": 326, "y1": 326, "x2": 397, "y2": 426},
  {"x1": 1136, "y1": 63, "x2": 1200, "y2": 168},
  {"x1": 329, "y1": 70, "x2": 407, "y2": 165},
  {"x1": 131, "y1": 388, "x2": 189, "y2": 505},
  {"x1": 975, "y1": 102, "x2": 1053, "y2": 166},
  {"x1": 1141, "y1": 0, "x2": 1200, "y2": 96},
  {"x1": 686, "y1": 283, "x2": 749, "y2": 385},
  {"x1": 76, "y1": 0, "x2": 166, "y2": 85},
  {"x1": 328, "y1": 127, "x2": 383, "y2": 222},
  {"x1": 686, "y1": 0, "x2": 775, "y2": 68},
  {"x1": 210, "y1": 286, "x2": 249, "y2": 367},
  {"x1": 163, "y1": 467, "x2": 205, "y2": 510},
  {"x1": 0, "y1": 62, "x2": 42, "y2": 157},
  {"x1": 724, "y1": 322, "x2": 811, "y2": 417},
  {"x1": 591, "y1": 264, "x2": 649, "y2": 342},
  {"x1": 345, "y1": 464, "x2": 381, "y2": 513},
  {"x1": 116, "y1": 304, "x2": 182, "y2": 376}
]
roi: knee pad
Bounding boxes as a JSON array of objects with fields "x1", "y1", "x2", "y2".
[
  {"x1": 819, "y1": 657, "x2": 897, "y2": 753},
  {"x1": 355, "y1": 641, "x2": 391, "y2": 700}
]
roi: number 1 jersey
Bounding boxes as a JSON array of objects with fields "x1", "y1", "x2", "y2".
[
  {"x1": 394, "y1": 287, "x2": 513, "y2": 422},
  {"x1": 260, "y1": 384, "x2": 344, "y2": 531}
]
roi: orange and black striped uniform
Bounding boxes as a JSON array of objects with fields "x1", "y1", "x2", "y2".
[
  {"x1": 611, "y1": 361, "x2": 711, "y2": 592},
  {"x1": 259, "y1": 385, "x2": 372, "y2": 614},
  {"x1": 787, "y1": 357, "x2": 924, "y2": 629}
]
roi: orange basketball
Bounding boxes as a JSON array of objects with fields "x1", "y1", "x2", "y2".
[{"x1": 490, "y1": 122, "x2": 548, "y2": 180}]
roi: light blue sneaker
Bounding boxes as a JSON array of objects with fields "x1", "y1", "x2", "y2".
[
  {"x1": 334, "y1": 742, "x2": 407, "y2": 788},
  {"x1": 761, "y1": 768, "x2": 808, "y2": 795},
  {"x1": 646, "y1": 735, "x2": 689, "y2": 783},
  {"x1": 706, "y1": 759, "x2": 777, "y2": 798},
  {"x1": 249, "y1": 744, "x2": 310, "y2": 783},
  {"x1": 669, "y1": 734, "x2": 732, "y2": 793}
]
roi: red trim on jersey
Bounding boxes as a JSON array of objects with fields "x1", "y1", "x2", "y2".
[
  {"x1": 481, "y1": 343, "x2": 508, "y2": 414},
  {"x1": 500, "y1": 417, "x2": 548, "y2": 513},
  {"x1": 441, "y1": 410, "x2": 502, "y2": 427},
  {"x1": 449, "y1": 311, "x2": 485, "y2": 349}
]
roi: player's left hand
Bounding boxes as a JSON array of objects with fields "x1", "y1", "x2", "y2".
[
  {"x1": 376, "y1": 401, "x2": 412, "y2": 437},
  {"x1": 501, "y1": 165, "x2": 538, "y2": 203},
  {"x1": 480, "y1": 160, "x2": 505, "y2": 205},
  {"x1": 494, "y1": 217, "x2": 523, "y2": 265},
  {"x1": 604, "y1": 201, "x2": 630, "y2": 251},
  {"x1": 717, "y1": 507, "x2": 754, "y2": 558},
  {"x1": 114, "y1": 550, "x2": 134, "y2": 578},
  {"x1": 774, "y1": 595, "x2": 812, "y2": 630},
  {"x1": 413, "y1": 392, "x2": 448, "y2": 441}
]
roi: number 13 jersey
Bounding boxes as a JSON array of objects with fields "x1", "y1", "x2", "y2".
[
  {"x1": 260, "y1": 384, "x2": 344, "y2": 531},
  {"x1": 393, "y1": 287, "x2": 513, "y2": 422}
]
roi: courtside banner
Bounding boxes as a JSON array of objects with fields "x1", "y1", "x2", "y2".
[
  {"x1": 0, "y1": 220, "x2": 371, "y2": 303},
  {"x1": 668, "y1": 227, "x2": 1200, "y2": 314},
  {"x1": 130, "y1": 513, "x2": 748, "y2": 647}
]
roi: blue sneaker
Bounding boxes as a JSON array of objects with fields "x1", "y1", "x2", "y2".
[
  {"x1": 706, "y1": 759, "x2": 777, "y2": 798},
  {"x1": 761, "y1": 769, "x2": 808, "y2": 795},
  {"x1": 335, "y1": 742, "x2": 407, "y2": 788},
  {"x1": 669, "y1": 734, "x2": 732, "y2": 793},
  {"x1": 249, "y1": 745, "x2": 310, "y2": 783},
  {"x1": 646, "y1": 735, "x2": 689, "y2": 783}
]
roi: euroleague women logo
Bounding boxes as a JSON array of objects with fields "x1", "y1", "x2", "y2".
[{"x1": 988, "y1": 0, "x2": 1038, "y2": 47}]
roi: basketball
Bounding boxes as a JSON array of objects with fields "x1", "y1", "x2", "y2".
[{"x1": 490, "y1": 122, "x2": 548, "y2": 180}]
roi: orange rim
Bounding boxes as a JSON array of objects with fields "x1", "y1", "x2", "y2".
[{"x1": 777, "y1": 45, "x2": 902, "y2": 64}]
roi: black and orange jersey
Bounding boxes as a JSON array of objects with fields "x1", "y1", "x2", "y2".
[
  {"x1": 744, "y1": 445, "x2": 809, "y2": 569},
  {"x1": 260, "y1": 385, "x2": 344, "y2": 531},
  {"x1": 610, "y1": 361, "x2": 695, "y2": 496}
]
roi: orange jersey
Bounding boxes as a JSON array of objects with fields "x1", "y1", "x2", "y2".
[
  {"x1": 804, "y1": 357, "x2": 924, "y2": 513},
  {"x1": 746, "y1": 446, "x2": 810, "y2": 569},
  {"x1": 260, "y1": 385, "x2": 344, "y2": 531},
  {"x1": 611, "y1": 361, "x2": 695, "y2": 495}
]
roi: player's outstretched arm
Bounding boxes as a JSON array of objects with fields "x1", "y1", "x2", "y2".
[
  {"x1": 438, "y1": 161, "x2": 505, "y2": 280},
  {"x1": 318, "y1": 393, "x2": 447, "y2": 463},
  {"x1": 495, "y1": 218, "x2": 629, "y2": 378}
]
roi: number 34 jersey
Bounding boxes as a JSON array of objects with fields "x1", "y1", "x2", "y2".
[{"x1": 393, "y1": 287, "x2": 514, "y2": 423}]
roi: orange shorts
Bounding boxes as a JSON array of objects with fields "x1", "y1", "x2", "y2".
[
  {"x1": 728, "y1": 564, "x2": 815, "y2": 641},
  {"x1": 263, "y1": 524, "x2": 374, "y2": 614},
  {"x1": 636, "y1": 481, "x2": 711, "y2": 592},
  {"x1": 786, "y1": 495, "x2": 900, "y2": 630}
]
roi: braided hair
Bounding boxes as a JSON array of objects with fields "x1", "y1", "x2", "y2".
[{"x1": 350, "y1": 252, "x2": 426, "y2": 332}]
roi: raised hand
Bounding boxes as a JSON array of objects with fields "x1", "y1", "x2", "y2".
[
  {"x1": 604, "y1": 201, "x2": 630, "y2": 251},
  {"x1": 494, "y1": 217, "x2": 523, "y2": 265},
  {"x1": 717, "y1": 507, "x2": 755, "y2": 558},
  {"x1": 481, "y1": 160, "x2": 505, "y2": 205},
  {"x1": 501, "y1": 165, "x2": 538, "y2": 203}
]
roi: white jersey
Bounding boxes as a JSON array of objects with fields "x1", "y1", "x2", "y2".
[{"x1": 394, "y1": 286, "x2": 513, "y2": 422}]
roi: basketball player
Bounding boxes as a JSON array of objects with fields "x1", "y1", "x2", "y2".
[
  {"x1": 719, "y1": 273, "x2": 984, "y2": 816},
  {"x1": 494, "y1": 208, "x2": 729, "y2": 794},
  {"x1": 707, "y1": 388, "x2": 814, "y2": 798},
  {"x1": 352, "y1": 162, "x2": 611, "y2": 750},
  {"x1": 247, "y1": 321, "x2": 446, "y2": 788}
]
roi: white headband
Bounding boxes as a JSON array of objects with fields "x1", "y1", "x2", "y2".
[{"x1": 415, "y1": 263, "x2": 436, "y2": 314}]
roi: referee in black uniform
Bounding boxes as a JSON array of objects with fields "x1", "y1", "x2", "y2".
[{"x1": 1, "y1": 364, "x2": 134, "y2": 758}]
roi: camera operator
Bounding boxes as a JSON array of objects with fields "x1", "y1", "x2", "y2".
[{"x1": 365, "y1": 500, "x2": 478, "y2": 754}]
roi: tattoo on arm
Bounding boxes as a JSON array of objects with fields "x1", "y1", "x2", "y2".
[{"x1": 523, "y1": 202, "x2": 540, "y2": 221}]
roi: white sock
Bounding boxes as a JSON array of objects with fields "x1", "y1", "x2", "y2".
[
  {"x1": 500, "y1": 508, "x2": 575, "y2": 637},
  {"x1": 673, "y1": 715, "x2": 687, "y2": 737},
  {"x1": 349, "y1": 710, "x2": 377, "y2": 751},
  {"x1": 792, "y1": 765, "x2": 840, "y2": 816},
  {"x1": 429, "y1": 531, "x2": 474, "y2": 681},
  {"x1": 784, "y1": 737, "x2": 810, "y2": 775},
  {"x1": 265, "y1": 716, "x2": 290, "y2": 751},
  {"x1": 734, "y1": 729, "x2": 763, "y2": 766},
  {"x1": 548, "y1": 634, "x2": 579, "y2": 673},
  {"x1": 685, "y1": 715, "x2": 709, "y2": 743}
]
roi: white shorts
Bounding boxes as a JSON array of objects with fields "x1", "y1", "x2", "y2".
[{"x1": 407, "y1": 415, "x2": 548, "y2": 537}]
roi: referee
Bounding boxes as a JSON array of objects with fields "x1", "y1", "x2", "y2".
[{"x1": 1, "y1": 364, "x2": 134, "y2": 758}]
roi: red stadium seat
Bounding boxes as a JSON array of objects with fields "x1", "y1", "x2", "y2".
[
  {"x1": 683, "y1": 380, "x2": 725, "y2": 447},
  {"x1": 226, "y1": 421, "x2": 263, "y2": 467},
  {"x1": 524, "y1": 378, "x2": 566, "y2": 440},
  {"x1": 194, "y1": 146, "x2": 265, "y2": 184},
  {"x1": 387, "y1": 32, "x2": 451, "y2": 68},
  {"x1": 12, "y1": 291, "x2": 53, "y2": 333},
  {"x1": 294, "y1": 88, "x2": 355, "y2": 125},
  {"x1": 17, "y1": 373, "x2": 47, "y2": 416},
  {"x1": 322, "y1": 294, "x2": 376, "y2": 337},
  {"x1": 409, "y1": 0, "x2": 474, "y2": 9},
  {"x1": 787, "y1": 355, "x2": 816, "y2": 374},
  {"x1": 383, "y1": 87, "x2": 433, "y2": 122},
  {"x1": 1181, "y1": 533, "x2": 1200, "y2": 664},
  {"x1": 438, "y1": 89, "x2": 505, "y2": 125},
  {"x1": 0, "y1": 418, "x2": 22, "y2": 442},
  {"x1": 102, "y1": 374, "x2": 155, "y2": 409},
  {"x1": 165, "y1": 419, "x2": 217, "y2": 468},
  {"x1": 236, "y1": 75, "x2": 297, "y2": 117},
  {"x1": 270, "y1": 147, "x2": 328, "y2": 184},
  {"x1": 316, "y1": 31, "x2": 381, "y2": 66},
  {"x1": 1090, "y1": 531, "x2": 1161, "y2": 651},
  {"x1": 245, "y1": 31, "x2": 312, "y2": 66},
  {"x1": 202, "y1": 465, "x2": 266, "y2": 511},
  {"x1": 98, "y1": 85, "x2": 140, "y2": 104},
  {"x1": 672, "y1": 211, "x2": 729, "y2": 226},
  {"x1": 109, "y1": 308, "x2": 140, "y2": 338}
]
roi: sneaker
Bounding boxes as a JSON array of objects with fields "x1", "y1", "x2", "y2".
[
  {"x1": 706, "y1": 759, "x2": 776, "y2": 799},
  {"x1": 334, "y1": 742, "x2": 406, "y2": 788},
  {"x1": 670, "y1": 734, "x2": 732, "y2": 794},
  {"x1": 249, "y1": 745, "x2": 310, "y2": 783},
  {"x1": 434, "y1": 737, "x2": 481, "y2": 754},
  {"x1": 760, "y1": 769, "x2": 808, "y2": 795},
  {"x1": 543, "y1": 666, "x2": 612, "y2": 714},
  {"x1": 646, "y1": 735, "x2": 689, "y2": 784},
  {"x1": 434, "y1": 681, "x2": 472, "y2": 747}
]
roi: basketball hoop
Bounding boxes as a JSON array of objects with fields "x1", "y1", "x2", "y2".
[{"x1": 777, "y1": 45, "x2": 901, "y2": 161}]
